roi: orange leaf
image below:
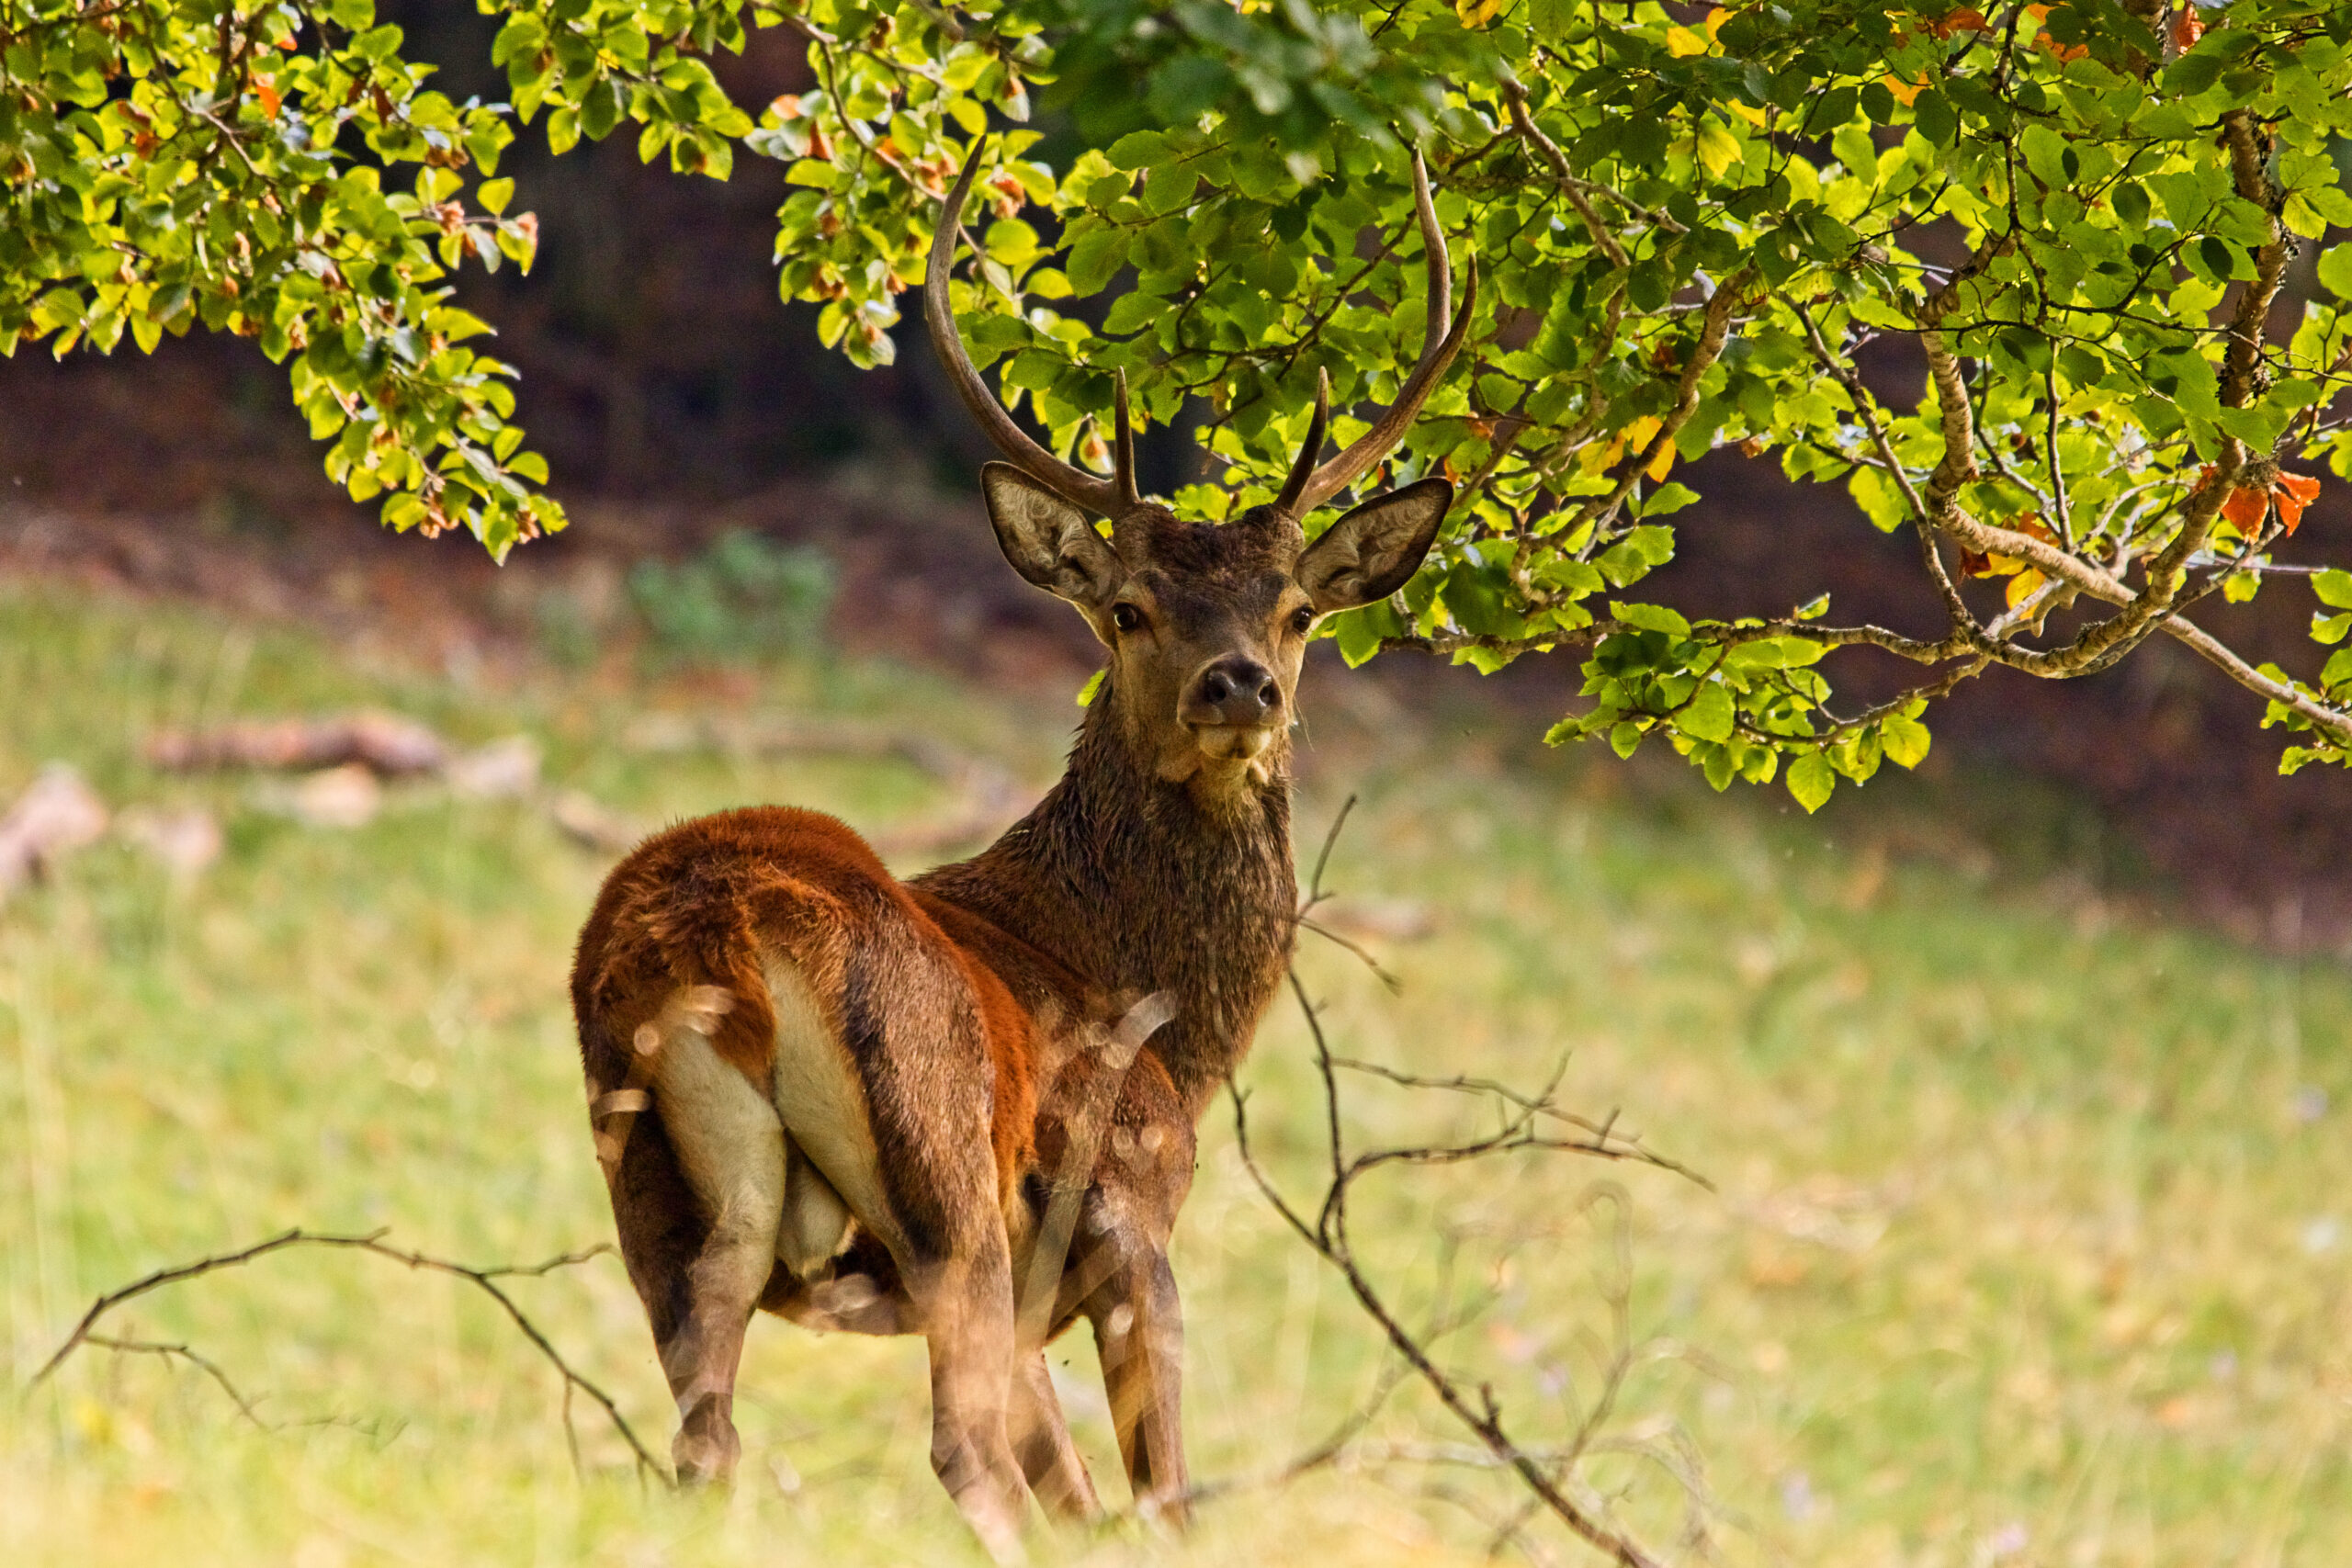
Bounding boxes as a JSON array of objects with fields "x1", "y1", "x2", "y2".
[
  {"x1": 1932, "y1": 7, "x2": 1990, "y2": 38},
  {"x1": 255, "y1": 74, "x2": 281, "y2": 118},
  {"x1": 2221, "y1": 486, "x2": 2267, "y2": 529},
  {"x1": 2171, "y1": 10, "x2": 2203, "y2": 48},
  {"x1": 2275, "y1": 472, "x2": 2320, "y2": 536}
]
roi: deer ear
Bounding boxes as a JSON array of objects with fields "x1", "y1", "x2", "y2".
[
  {"x1": 1294, "y1": 477, "x2": 1452, "y2": 612},
  {"x1": 981, "y1": 463, "x2": 1125, "y2": 607}
]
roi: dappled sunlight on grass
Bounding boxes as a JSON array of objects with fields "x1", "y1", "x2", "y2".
[{"x1": 4, "y1": 579, "x2": 2349, "y2": 1565}]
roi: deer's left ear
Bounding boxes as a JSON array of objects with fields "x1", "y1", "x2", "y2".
[{"x1": 1294, "y1": 477, "x2": 1453, "y2": 612}]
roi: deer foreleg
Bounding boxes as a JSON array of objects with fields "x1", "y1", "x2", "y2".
[
  {"x1": 1008, "y1": 1348, "x2": 1102, "y2": 1520},
  {"x1": 1091, "y1": 1246, "x2": 1188, "y2": 1522}
]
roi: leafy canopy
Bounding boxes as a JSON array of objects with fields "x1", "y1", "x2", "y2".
[{"x1": 9, "y1": 0, "x2": 2352, "y2": 802}]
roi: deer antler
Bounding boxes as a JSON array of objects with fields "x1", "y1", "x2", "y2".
[
  {"x1": 927, "y1": 149, "x2": 1135, "y2": 515},
  {"x1": 1275, "y1": 150, "x2": 1478, "y2": 518}
]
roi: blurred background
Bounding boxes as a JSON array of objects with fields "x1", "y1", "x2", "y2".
[{"x1": 5, "y1": 6, "x2": 2352, "y2": 1565}]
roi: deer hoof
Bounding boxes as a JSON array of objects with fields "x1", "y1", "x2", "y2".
[{"x1": 672, "y1": 1395, "x2": 741, "y2": 1488}]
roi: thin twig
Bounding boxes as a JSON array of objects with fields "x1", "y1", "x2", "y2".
[
  {"x1": 1298, "y1": 915, "x2": 1404, "y2": 993},
  {"x1": 1327, "y1": 1057, "x2": 1713, "y2": 1190},
  {"x1": 84, "y1": 1335, "x2": 271, "y2": 1428},
  {"x1": 27, "y1": 1228, "x2": 666, "y2": 1483}
]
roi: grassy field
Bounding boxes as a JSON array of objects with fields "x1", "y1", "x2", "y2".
[{"x1": 3, "y1": 574, "x2": 2349, "y2": 1567}]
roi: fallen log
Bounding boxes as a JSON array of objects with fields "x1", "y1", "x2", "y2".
[{"x1": 145, "y1": 713, "x2": 449, "y2": 776}]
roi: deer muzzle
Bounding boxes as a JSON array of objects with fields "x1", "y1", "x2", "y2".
[{"x1": 1180, "y1": 656, "x2": 1282, "y2": 757}]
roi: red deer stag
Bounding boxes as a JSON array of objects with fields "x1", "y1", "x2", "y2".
[{"x1": 570, "y1": 145, "x2": 1474, "y2": 1556}]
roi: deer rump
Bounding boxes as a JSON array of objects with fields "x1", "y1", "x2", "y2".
[{"x1": 574, "y1": 805, "x2": 1151, "y2": 1339}]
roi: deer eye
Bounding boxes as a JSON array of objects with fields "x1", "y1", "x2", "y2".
[
  {"x1": 1111, "y1": 604, "x2": 1143, "y2": 634},
  {"x1": 1290, "y1": 605, "x2": 1316, "y2": 635}
]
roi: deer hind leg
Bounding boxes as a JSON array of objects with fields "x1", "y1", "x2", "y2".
[
  {"x1": 616, "y1": 997, "x2": 787, "y2": 1487},
  {"x1": 790, "y1": 949, "x2": 1033, "y2": 1560},
  {"x1": 888, "y1": 1230, "x2": 1024, "y2": 1562}
]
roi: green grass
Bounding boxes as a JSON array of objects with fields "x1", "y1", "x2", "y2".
[{"x1": 4, "y1": 576, "x2": 2349, "y2": 1566}]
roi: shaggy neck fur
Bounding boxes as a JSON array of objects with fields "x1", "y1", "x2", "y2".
[{"x1": 914, "y1": 681, "x2": 1297, "y2": 1111}]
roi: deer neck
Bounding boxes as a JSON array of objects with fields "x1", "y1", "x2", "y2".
[{"x1": 913, "y1": 693, "x2": 1298, "y2": 1112}]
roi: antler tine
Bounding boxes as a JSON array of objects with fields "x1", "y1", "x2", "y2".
[
  {"x1": 1112, "y1": 367, "x2": 1139, "y2": 511},
  {"x1": 1283, "y1": 149, "x2": 1476, "y2": 518},
  {"x1": 926, "y1": 147, "x2": 1120, "y2": 514},
  {"x1": 1410, "y1": 147, "x2": 1450, "y2": 367},
  {"x1": 1272, "y1": 367, "x2": 1332, "y2": 518}
]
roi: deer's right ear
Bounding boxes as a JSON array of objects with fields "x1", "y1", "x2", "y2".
[{"x1": 981, "y1": 463, "x2": 1125, "y2": 607}]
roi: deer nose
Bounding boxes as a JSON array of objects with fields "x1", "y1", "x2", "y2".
[{"x1": 1184, "y1": 656, "x2": 1282, "y2": 728}]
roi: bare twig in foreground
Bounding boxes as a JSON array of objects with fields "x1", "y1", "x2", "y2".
[
  {"x1": 1227, "y1": 997, "x2": 1680, "y2": 1568},
  {"x1": 1203, "y1": 799, "x2": 1722, "y2": 1565},
  {"x1": 85, "y1": 1335, "x2": 271, "y2": 1428},
  {"x1": 27, "y1": 1228, "x2": 666, "y2": 1483}
]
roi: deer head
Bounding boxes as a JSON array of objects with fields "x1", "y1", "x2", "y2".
[{"x1": 926, "y1": 148, "x2": 1476, "y2": 800}]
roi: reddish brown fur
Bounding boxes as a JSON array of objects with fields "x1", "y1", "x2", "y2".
[{"x1": 575, "y1": 807, "x2": 1037, "y2": 1197}]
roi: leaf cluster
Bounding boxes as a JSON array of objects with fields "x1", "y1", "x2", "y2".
[
  {"x1": 3, "y1": 0, "x2": 557, "y2": 554},
  {"x1": 746, "y1": 0, "x2": 2352, "y2": 800},
  {"x1": 15, "y1": 0, "x2": 2352, "y2": 797}
]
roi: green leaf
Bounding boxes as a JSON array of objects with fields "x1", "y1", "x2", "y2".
[
  {"x1": 2320, "y1": 244, "x2": 2352, "y2": 302},
  {"x1": 1882, "y1": 713, "x2": 1930, "y2": 769},
  {"x1": 1076, "y1": 668, "x2": 1105, "y2": 706},
  {"x1": 2326, "y1": 647, "x2": 2352, "y2": 693},
  {"x1": 1107, "y1": 131, "x2": 1172, "y2": 172},
  {"x1": 1068, "y1": 229, "x2": 1129, "y2": 295},
  {"x1": 1332, "y1": 600, "x2": 1402, "y2": 667},
  {"x1": 1681, "y1": 682, "x2": 1735, "y2": 742},
  {"x1": 1786, "y1": 750, "x2": 1835, "y2": 813},
  {"x1": 1610, "y1": 601, "x2": 1690, "y2": 637},
  {"x1": 1638, "y1": 481, "x2": 1701, "y2": 517},
  {"x1": 581, "y1": 79, "x2": 624, "y2": 142},
  {"x1": 2316, "y1": 570, "x2": 2352, "y2": 610},
  {"x1": 1701, "y1": 742, "x2": 1736, "y2": 792},
  {"x1": 1102, "y1": 290, "x2": 1164, "y2": 335}
]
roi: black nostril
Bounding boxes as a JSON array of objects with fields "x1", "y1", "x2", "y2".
[
  {"x1": 1257, "y1": 681, "x2": 1279, "y2": 708},
  {"x1": 1202, "y1": 673, "x2": 1231, "y2": 704}
]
